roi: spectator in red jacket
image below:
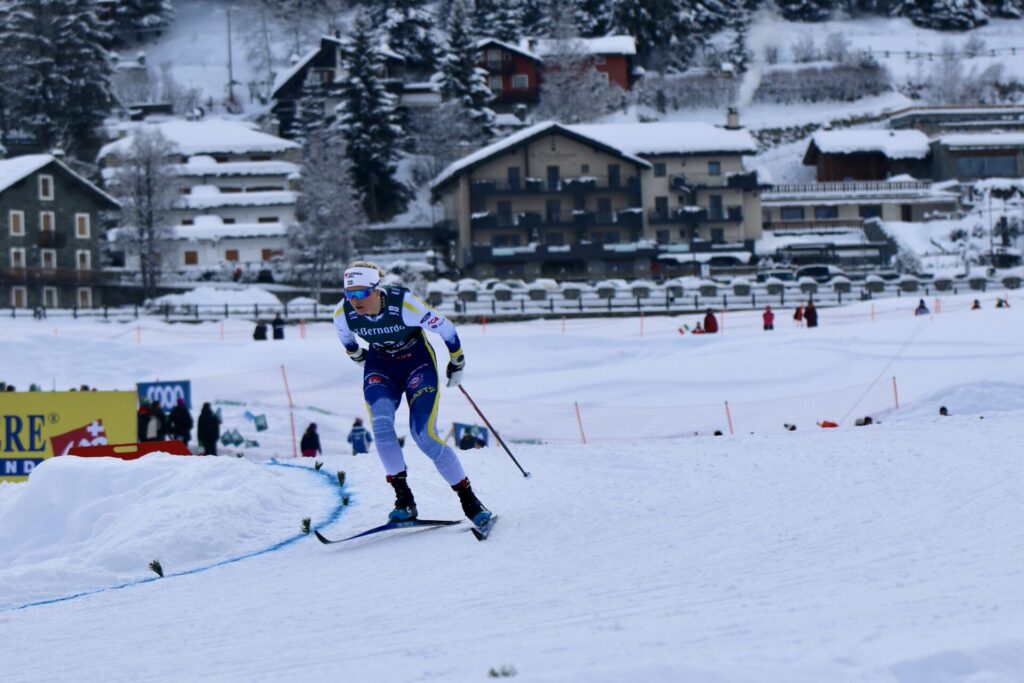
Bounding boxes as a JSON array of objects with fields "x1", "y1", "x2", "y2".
[
  {"x1": 703, "y1": 309, "x2": 719, "y2": 334},
  {"x1": 762, "y1": 305, "x2": 775, "y2": 331}
]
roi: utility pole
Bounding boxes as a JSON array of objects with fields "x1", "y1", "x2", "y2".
[{"x1": 226, "y1": 5, "x2": 235, "y2": 106}]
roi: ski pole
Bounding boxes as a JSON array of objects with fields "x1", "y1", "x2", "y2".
[{"x1": 458, "y1": 385, "x2": 531, "y2": 478}]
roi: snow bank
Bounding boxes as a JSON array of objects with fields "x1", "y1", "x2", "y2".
[
  {"x1": 0, "y1": 454, "x2": 338, "y2": 607},
  {"x1": 149, "y1": 286, "x2": 282, "y2": 307}
]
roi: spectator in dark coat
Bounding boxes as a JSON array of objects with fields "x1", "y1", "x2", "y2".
[
  {"x1": 459, "y1": 428, "x2": 485, "y2": 450},
  {"x1": 703, "y1": 309, "x2": 719, "y2": 334},
  {"x1": 762, "y1": 305, "x2": 775, "y2": 331},
  {"x1": 971, "y1": 299, "x2": 981, "y2": 310},
  {"x1": 301, "y1": 422, "x2": 322, "y2": 458},
  {"x1": 168, "y1": 399, "x2": 194, "y2": 443},
  {"x1": 805, "y1": 301, "x2": 818, "y2": 328},
  {"x1": 253, "y1": 320, "x2": 268, "y2": 340},
  {"x1": 347, "y1": 418, "x2": 372, "y2": 455},
  {"x1": 272, "y1": 314, "x2": 285, "y2": 340},
  {"x1": 137, "y1": 402, "x2": 151, "y2": 442},
  {"x1": 914, "y1": 299, "x2": 929, "y2": 316},
  {"x1": 197, "y1": 403, "x2": 220, "y2": 455}
]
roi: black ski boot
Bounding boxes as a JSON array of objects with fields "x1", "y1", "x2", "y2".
[
  {"x1": 452, "y1": 478, "x2": 491, "y2": 526},
  {"x1": 387, "y1": 471, "x2": 417, "y2": 522}
]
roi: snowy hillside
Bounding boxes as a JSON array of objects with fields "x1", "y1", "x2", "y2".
[{"x1": 2, "y1": 293, "x2": 1024, "y2": 681}]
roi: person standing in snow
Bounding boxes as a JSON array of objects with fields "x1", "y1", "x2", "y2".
[
  {"x1": 253, "y1": 319, "x2": 268, "y2": 340},
  {"x1": 168, "y1": 398, "x2": 194, "y2": 444},
  {"x1": 914, "y1": 299, "x2": 929, "y2": 316},
  {"x1": 703, "y1": 308, "x2": 719, "y2": 334},
  {"x1": 272, "y1": 313, "x2": 285, "y2": 340},
  {"x1": 197, "y1": 402, "x2": 220, "y2": 455},
  {"x1": 805, "y1": 301, "x2": 818, "y2": 328},
  {"x1": 793, "y1": 304, "x2": 805, "y2": 327},
  {"x1": 762, "y1": 305, "x2": 775, "y2": 331},
  {"x1": 333, "y1": 261, "x2": 492, "y2": 527},
  {"x1": 301, "y1": 423, "x2": 322, "y2": 458},
  {"x1": 347, "y1": 417, "x2": 373, "y2": 455}
]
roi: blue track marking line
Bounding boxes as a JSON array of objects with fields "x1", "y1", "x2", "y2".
[{"x1": 0, "y1": 460, "x2": 349, "y2": 613}]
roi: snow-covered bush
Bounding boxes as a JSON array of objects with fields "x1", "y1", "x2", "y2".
[
  {"x1": 832, "y1": 276, "x2": 852, "y2": 293},
  {"x1": 798, "y1": 276, "x2": 818, "y2": 294}
]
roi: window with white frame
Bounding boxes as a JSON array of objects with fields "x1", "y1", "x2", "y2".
[
  {"x1": 77, "y1": 287, "x2": 93, "y2": 309},
  {"x1": 76, "y1": 250, "x2": 91, "y2": 270},
  {"x1": 41, "y1": 249, "x2": 57, "y2": 270},
  {"x1": 512, "y1": 74, "x2": 529, "y2": 89},
  {"x1": 75, "y1": 213, "x2": 90, "y2": 238},
  {"x1": 10, "y1": 247, "x2": 26, "y2": 268},
  {"x1": 38, "y1": 174, "x2": 54, "y2": 200},
  {"x1": 12, "y1": 287, "x2": 27, "y2": 308},
  {"x1": 43, "y1": 287, "x2": 58, "y2": 308},
  {"x1": 40, "y1": 211, "x2": 54, "y2": 232},
  {"x1": 9, "y1": 210, "x2": 25, "y2": 236}
]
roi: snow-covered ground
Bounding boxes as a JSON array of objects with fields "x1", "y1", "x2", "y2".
[{"x1": 1, "y1": 292, "x2": 1023, "y2": 681}]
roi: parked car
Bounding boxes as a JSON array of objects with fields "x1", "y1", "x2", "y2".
[
  {"x1": 756, "y1": 269, "x2": 795, "y2": 283},
  {"x1": 794, "y1": 265, "x2": 845, "y2": 283}
]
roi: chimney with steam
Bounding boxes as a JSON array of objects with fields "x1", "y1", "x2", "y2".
[{"x1": 725, "y1": 107, "x2": 740, "y2": 130}]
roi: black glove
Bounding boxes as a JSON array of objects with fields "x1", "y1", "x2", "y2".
[
  {"x1": 347, "y1": 347, "x2": 367, "y2": 366},
  {"x1": 445, "y1": 353, "x2": 465, "y2": 388}
]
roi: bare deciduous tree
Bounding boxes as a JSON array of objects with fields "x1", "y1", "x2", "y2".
[
  {"x1": 107, "y1": 129, "x2": 177, "y2": 299},
  {"x1": 289, "y1": 129, "x2": 367, "y2": 302}
]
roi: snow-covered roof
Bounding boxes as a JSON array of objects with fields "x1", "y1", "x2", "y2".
[
  {"x1": 569, "y1": 122, "x2": 758, "y2": 156},
  {"x1": 431, "y1": 121, "x2": 651, "y2": 191},
  {"x1": 0, "y1": 154, "x2": 55, "y2": 194},
  {"x1": 0, "y1": 154, "x2": 120, "y2": 207},
  {"x1": 98, "y1": 119, "x2": 299, "y2": 161},
  {"x1": 271, "y1": 47, "x2": 320, "y2": 96},
  {"x1": 658, "y1": 251, "x2": 753, "y2": 264},
  {"x1": 520, "y1": 35, "x2": 637, "y2": 57},
  {"x1": 172, "y1": 218, "x2": 289, "y2": 241},
  {"x1": 938, "y1": 133, "x2": 1024, "y2": 148},
  {"x1": 809, "y1": 130, "x2": 930, "y2": 160},
  {"x1": 178, "y1": 188, "x2": 297, "y2": 210},
  {"x1": 476, "y1": 38, "x2": 540, "y2": 62},
  {"x1": 174, "y1": 158, "x2": 299, "y2": 178}
]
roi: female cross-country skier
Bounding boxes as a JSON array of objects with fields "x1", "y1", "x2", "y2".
[{"x1": 333, "y1": 261, "x2": 492, "y2": 527}]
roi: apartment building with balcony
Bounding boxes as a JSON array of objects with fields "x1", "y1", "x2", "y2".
[
  {"x1": 1, "y1": 154, "x2": 120, "y2": 309},
  {"x1": 99, "y1": 118, "x2": 300, "y2": 272},
  {"x1": 430, "y1": 117, "x2": 763, "y2": 280},
  {"x1": 762, "y1": 179, "x2": 960, "y2": 229}
]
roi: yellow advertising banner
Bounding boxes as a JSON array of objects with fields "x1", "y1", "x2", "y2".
[{"x1": 0, "y1": 391, "x2": 136, "y2": 482}]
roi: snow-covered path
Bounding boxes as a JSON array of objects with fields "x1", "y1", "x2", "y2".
[
  {"x1": 2, "y1": 414, "x2": 1023, "y2": 682},
  {"x1": 2, "y1": 292, "x2": 1023, "y2": 681}
]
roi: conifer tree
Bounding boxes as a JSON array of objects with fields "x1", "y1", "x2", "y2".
[
  {"x1": 774, "y1": 0, "x2": 835, "y2": 21},
  {"x1": 574, "y1": 0, "x2": 610, "y2": 36},
  {"x1": 893, "y1": 0, "x2": 988, "y2": 29},
  {"x1": 1, "y1": 0, "x2": 115, "y2": 153},
  {"x1": 489, "y1": 0, "x2": 524, "y2": 42},
  {"x1": 519, "y1": 0, "x2": 549, "y2": 36},
  {"x1": 440, "y1": 0, "x2": 496, "y2": 142},
  {"x1": 112, "y1": 0, "x2": 174, "y2": 40},
  {"x1": 981, "y1": 0, "x2": 1024, "y2": 17},
  {"x1": 336, "y1": 8, "x2": 406, "y2": 220},
  {"x1": 374, "y1": 0, "x2": 441, "y2": 78}
]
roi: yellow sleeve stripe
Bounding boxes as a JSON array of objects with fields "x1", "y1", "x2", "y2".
[
  {"x1": 333, "y1": 303, "x2": 345, "y2": 318},
  {"x1": 402, "y1": 300, "x2": 419, "y2": 314}
]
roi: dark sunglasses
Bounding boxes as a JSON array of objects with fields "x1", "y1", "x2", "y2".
[{"x1": 345, "y1": 287, "x2": 377, "y2": 300}]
